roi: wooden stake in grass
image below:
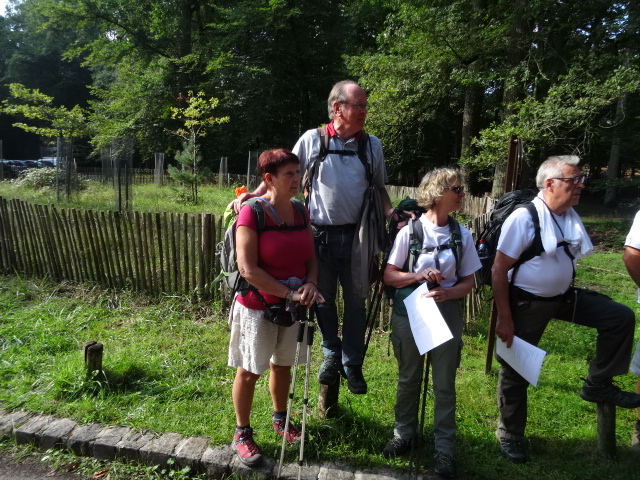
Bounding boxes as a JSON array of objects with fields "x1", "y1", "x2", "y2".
[
  {"x1": 83, "y1": 341, "x2": 103, "y2": 376},
  {"x1": 596, "y1": 402, "x2": 617, "y2": 458}
]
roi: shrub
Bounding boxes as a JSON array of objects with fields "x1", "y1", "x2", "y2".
[{"x1": 13, "y1": 168, "x2": 88, "y2": 192}]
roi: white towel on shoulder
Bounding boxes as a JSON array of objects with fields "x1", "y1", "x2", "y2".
[{"x1": 533, "y1": 192, "x2": 593, "y2": 259}]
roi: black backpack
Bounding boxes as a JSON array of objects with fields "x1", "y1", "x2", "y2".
[
  {"x1": 216, "y1": 197, "x2": 308, "y2": 299},
  {"x1": 474, "y1": 189, "x2": 543, "y2": 287},
  {"x1": 384, "y1": 198, "x2": 463, "y2": 308}
]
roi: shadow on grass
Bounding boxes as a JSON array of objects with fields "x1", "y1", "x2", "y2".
[{"x1": 459, "y1": 433, "x2": 640, "y2": 480}]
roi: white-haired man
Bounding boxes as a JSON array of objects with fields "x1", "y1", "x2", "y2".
[{"x1": 493, "y1": 155, "x2": 640, "y2": 463}]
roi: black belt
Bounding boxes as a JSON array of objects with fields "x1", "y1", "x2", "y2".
[
  {"x1": 510, "y1": 285, "x2": 569, "y2": 302},
  {"x1": 312, "y1": 223, "x2": 356, "y2": 231}
]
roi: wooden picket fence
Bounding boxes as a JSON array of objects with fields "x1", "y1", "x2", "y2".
[
  {"x1": 0, "y1": 197, "x2": 226, "y2": 303},
  {"x1": 0, "y1": 195, "x2": 494, "y2": 322}
]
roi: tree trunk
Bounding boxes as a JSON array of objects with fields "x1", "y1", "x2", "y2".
[
  {"x1": 492, "y1": 0, "x2": 530, "y2": 198},
  {"x1": 604, "y1": 94, "x2": 626, "y2": 207}
]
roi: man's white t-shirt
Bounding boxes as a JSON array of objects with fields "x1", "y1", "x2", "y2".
[{"x1": 497, "y1": 207, "x2": 575, "y2": 297}]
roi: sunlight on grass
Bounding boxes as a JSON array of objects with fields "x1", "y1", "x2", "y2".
[{"x1": 0, "y1": 180, "x2": 238, "y2": 214}]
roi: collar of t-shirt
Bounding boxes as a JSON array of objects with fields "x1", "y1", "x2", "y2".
[{"x1": 326, "y1": 120, "x2": 362, "y2": 141}]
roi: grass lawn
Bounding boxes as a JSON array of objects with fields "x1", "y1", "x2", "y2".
[
  {"x1": 2, "y1": 241, "x2": 640, "y2": 479},
  {"x1": 1, "y1": 179, "x2": 640, "y2": 478}
]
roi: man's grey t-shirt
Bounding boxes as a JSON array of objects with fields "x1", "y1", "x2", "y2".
[{"x1": 293, "y1": 129, "x2": 387, "y2": 226}]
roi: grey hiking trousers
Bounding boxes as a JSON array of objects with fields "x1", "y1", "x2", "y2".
[{"x1": 390, "y1": 299, "x2": 464, "y2": 456}]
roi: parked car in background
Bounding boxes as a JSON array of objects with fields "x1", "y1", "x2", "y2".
[
  {"x1": 38, "y1": 160, "x2": 56, "y2": 168},
  {"x1": 1, "y1": 162, "x2": 14, "y2": 179},
  {"x1": 38, "y1": 157, "x2": 58, "y2": 166},
  {"x1": 1, "y1": 160, "x2": 27, "y2": 178},
  {"x1": 22, "y1": 160, "x2": 42, "y2": 169}
]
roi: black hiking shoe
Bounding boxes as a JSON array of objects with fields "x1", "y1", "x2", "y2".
[
  {"x1": 318, "y1": 356, "x2": 341, "y2": 386},
  {"x1": 498, "y1": 437, "x2": 527, "y2": 464},
  {"x1": 382, "y1": 436, "x2": 411, "y2": 458},
  {"x1": 344, "y1": 364, "x2": 367, "y2": 394},
  {"x1": 433, "y1": 451, "x2": 455, "y2": 478},
  {"x1": 579, "y1": 378, "x2": 640, "y2": 408}
]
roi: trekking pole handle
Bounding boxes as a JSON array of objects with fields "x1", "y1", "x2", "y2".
[
  {"x1": 296, "y1": 319, "x2": 306, "y2": 342},
  {"x1": 307, "y1": 324, "x2": 315, "y2": 347}
]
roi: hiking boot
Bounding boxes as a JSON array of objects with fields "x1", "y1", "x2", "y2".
[
  {"x1": 632, "y1": 420, "x2": 640, "y2": 450},
  {"x1": 498, "y1": 437, "x2": 527, "y2": 464},
  {"x1": 344, "y1": 364, "x2": 367, "y2": 394},
  {"x1": 433, "y1": 451, "x2": 455, "y2": 478},
  {"x1": 579, "y1": 378, "x2": 640, "y2": 408},
  {"x1": 382, "y1": 436, "x2": 412, "y2": 458},
  {"x1": 318, "y1": 356, "x2": 341, "y2": 386},
  {"x1": 232, "y1": 426, "x2": 262, "y2": 467},
  {"x1": 272, "y1": 414, "x2": 302, "y2": 444}
]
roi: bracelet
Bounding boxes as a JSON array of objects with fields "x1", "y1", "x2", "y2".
[
  {"x1": 288, "y1": 289, "x2": 294, "y2": 300},
  {"x1": 307, "y1": 281, "x2": 317, "y2": 288}
]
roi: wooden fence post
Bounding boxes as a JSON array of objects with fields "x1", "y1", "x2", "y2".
[
  {"x1": 84, "y1": 341, "x2": 103, "y2": 375},
  {"x1": 318, "y1": 383, "x2": 340, "y2": 418},
  {"x1": 596, "y1": 402, "x2": 617, "y2": 458}
]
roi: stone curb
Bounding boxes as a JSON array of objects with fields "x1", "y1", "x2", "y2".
[{"x1": 0, "y1": 409, "x2": 435, "y2": 479}]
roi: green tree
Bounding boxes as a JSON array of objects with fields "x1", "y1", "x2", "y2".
[
  {"x1": 0, "y1": 83, "x2": 91, "y2": 139},
  {"x1": 352, "y1": 0, "x2": 640, "y2": 197},
  {"x1": 167, "y1": 90, "x2": 229, "y2": 205}
]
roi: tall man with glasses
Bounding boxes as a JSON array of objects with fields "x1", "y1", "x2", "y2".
[
  {"x1": 293, "y1": 80, "x2": 393, "y2": 394},
  {"x1": 232, "y1": 80, "x2": 393, "y2": 394},
  {"x1": 492, "y1": 155, "x2": 640, "y2": 464}
]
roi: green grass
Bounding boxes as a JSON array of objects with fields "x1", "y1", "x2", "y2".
[
  {"x1": 0, "y1": 180, "x2": 238, "y2": 214},
  {"x1": 1, "y1": 182, "x2": 640, "y2": 478},
  {"x1": 3, "y1": 249, "x2": 640, "y2": 479}
]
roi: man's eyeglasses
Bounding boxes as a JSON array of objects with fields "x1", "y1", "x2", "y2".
[
  {"x1": 447, "y1": 185, "x2": 464, "y2": 194},
  {"x1": 553, "y1": 174, "x2": 588, "y2": 185},
  {"x1": 341, "y1": 101, "x2": 367, "y2": 111}
]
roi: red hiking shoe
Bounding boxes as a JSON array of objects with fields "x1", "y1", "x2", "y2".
[{"x1": 232, "y1": 426, "x2": 262, "y2": 466}]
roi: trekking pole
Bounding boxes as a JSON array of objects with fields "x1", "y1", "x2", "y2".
[
  {"x1": 409, "y1": 352, "x2": 431, "y2": 478},
  {"x1": 297, "y1": 303, "x2": 316, "y2": 480},
  {"x1": 363, "y1": 272, "x2": 385, "y2": 361},
  {"x1": 277, "y1": 305, "x2": 307, "y2": 479}
]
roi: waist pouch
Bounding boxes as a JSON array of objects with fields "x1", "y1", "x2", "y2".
[{"x1": 263, "y1": 299, "x2": 306, "y2": 327}]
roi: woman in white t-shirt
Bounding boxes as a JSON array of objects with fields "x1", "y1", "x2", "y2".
[{"x1": 381, "y1": 168, "x2": 481, "y2": 478}]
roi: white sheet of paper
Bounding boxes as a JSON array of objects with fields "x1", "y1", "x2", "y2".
[
  {"x1": 496, "y1": 336, "x2": 547, "y2": 387},
  {"x1": 403, "y1": 282, "x2": 453, "y2": 355}
]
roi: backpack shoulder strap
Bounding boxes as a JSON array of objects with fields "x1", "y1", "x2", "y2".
[
  {"x1": 244, "y1": 197, "x2": 267, "y2": 231},
  {"x1": 509, "y1": 202, "x2": 543, "y2": 284},
  {"x1": 310, "y1": 125, "x2": 329, "y2": 179},
  {"x1": 516, "y1": 202, "x2": 542, "y2": 265},
  {"x1": 303, "y1": 126, "x2": 328, "y2": 202},
  {"x1": 290, "y1": 198, "x2": 308, "y2": 228},
  {"x1": 447, "y1": 216, "x2": 463, "y2": 274},
  {"x1": 357, "y1": 132, "x2": 373, "y2": 184},
  {"x1": 403, "y1": 218, "x2": 424, "y2": 274}
]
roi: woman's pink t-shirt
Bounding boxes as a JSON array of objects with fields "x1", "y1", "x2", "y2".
[{"x1": 236, "y1": 202, "x2": 313, "y2": 310}]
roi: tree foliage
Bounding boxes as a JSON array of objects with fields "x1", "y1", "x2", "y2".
[
  {"x1": 1, "y1": 83, "x2": 91, "y2": 138},
  {"x1": 1, "y1": 0, "x2": 639, "y2": 202},
  {"x1": 167, "y1": 90, "x2": 229, "y2": 205}
]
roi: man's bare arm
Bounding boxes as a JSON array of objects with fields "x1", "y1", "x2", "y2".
[{"x1": 623, "y1": 246, "x2": 640, "y2": 288}]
